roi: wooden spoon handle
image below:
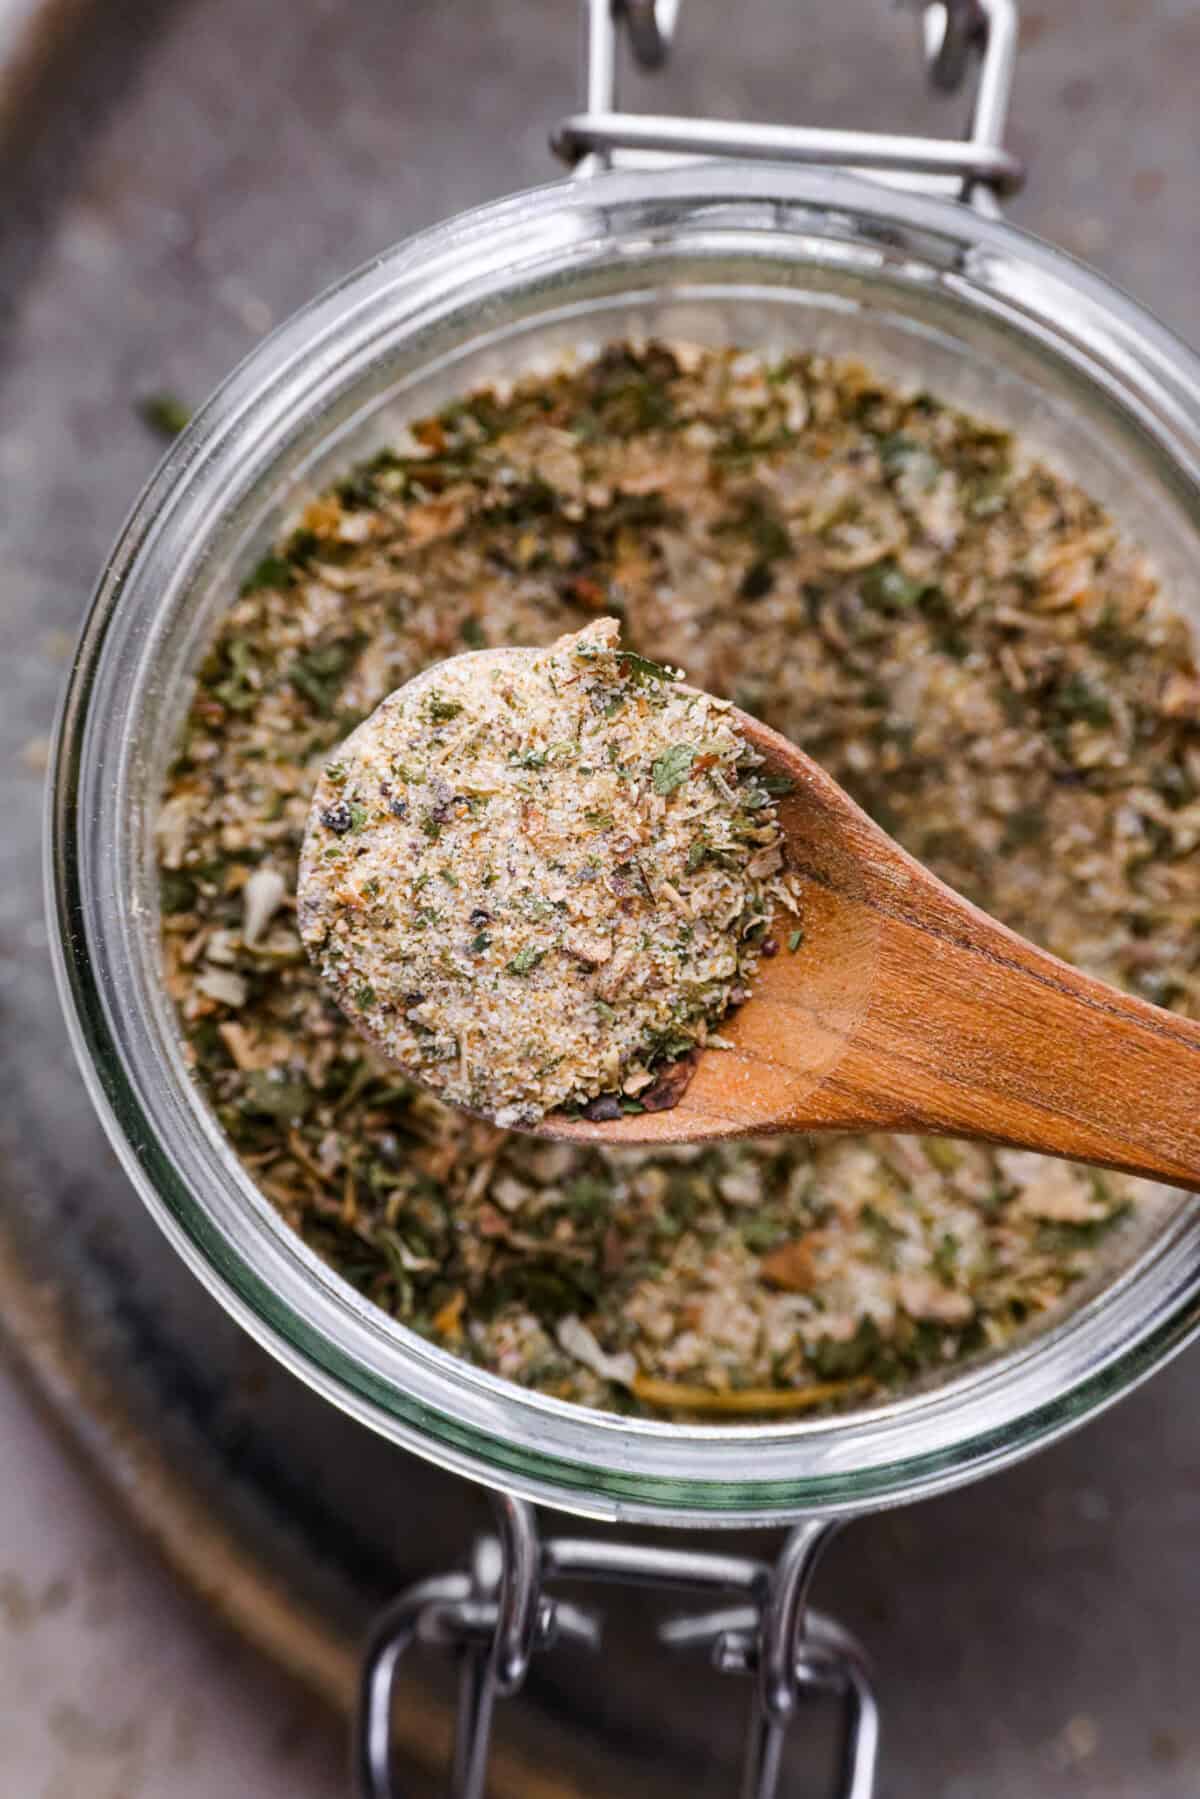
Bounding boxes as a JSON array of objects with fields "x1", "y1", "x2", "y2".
[{"x1": 792, "y1": 867, "x2": 1200, "y2": 1191}]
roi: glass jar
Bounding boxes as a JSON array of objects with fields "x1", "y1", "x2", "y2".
[{"x1": 48, "y1": 158, "x2": 1200, "y2": 1532}]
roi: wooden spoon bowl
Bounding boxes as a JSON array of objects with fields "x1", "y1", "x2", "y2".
[{"x1": 548, "y1": 708, "x2": 1200, "y2": 1192}]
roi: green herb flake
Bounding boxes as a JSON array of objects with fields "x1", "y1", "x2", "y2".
[
  {"x1": 933, "y1": 1232, "x2": 960, "y2": 1284},
  {"x1": 287, "y1": 634, "x2": 366, "y2": 716},
  {"x1": 618, "y1": 649, "x2": 679, "y2": 687},
  {"x1": 861, "y1": 559, "x2": 926, "y2": 612},
  {"x1": 652, "y1": 743, "x2": 695, "y2": 795},
  {"x1": 241, "y1": 554, "x2": 294, "y2": 594},
  {"x1": 1051, "y1": 672, "x2": 1113, "y2": 730},
  {"x1": 917, "y1": 584, "x2": 969, "y2": 660},
  {"x1": 426, "y1": 692, "x2": 464, "y2": 725},
  {"x1": 160, "y1": 870, "x2": 197, "y2": 914},
  {"x1": 284, "y1": 527, "x2": 321, "y2": 570},
  {"x1": 137, "y1": 392, "x2": 192, "y2": 440},
  {"x1": 877, "y1": 433, "x2": 941, "y2": 489},
  {"x1": 238, "y1": 1070, "x2": 310, "y2": 1123}
]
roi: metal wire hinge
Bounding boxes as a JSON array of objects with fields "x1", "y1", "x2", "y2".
[
  {"x1": 553, "y1": 0, "x2": 1023, "y2": 211},
  {"x1": 355, "y1": 1496, "x2": 877, "y2": 1799}
]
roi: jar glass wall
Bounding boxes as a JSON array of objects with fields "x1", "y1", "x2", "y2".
[{"x1": 48, "y1": 164, "x2": 1200, "y2": 1525}]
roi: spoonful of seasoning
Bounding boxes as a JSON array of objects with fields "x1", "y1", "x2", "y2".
[{"x1": 299, "y1": 618, "x2": 1200, "y2": 1190}]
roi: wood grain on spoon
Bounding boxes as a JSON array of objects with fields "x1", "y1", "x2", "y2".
[{"x1": 548, "y1": 708, "x2": 1200, "y2": 1192}]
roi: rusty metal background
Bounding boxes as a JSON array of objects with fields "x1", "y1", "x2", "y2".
[{"x1": 2, "y1": 2, "x2": 1199, "y2": 1792}]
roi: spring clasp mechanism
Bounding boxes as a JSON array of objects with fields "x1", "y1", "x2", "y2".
[
  {"x1": 553, "y1": 0, "x2": 1023, "y2": 212},
  {"x1": 356, "y1": 1497, "x2": 877, "y2": 1799}
]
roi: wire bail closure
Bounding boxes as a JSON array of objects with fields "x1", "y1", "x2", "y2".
[
  {"x1": 553, "y1": 0, "x2": 1023, "y2": 211},
  {"x1": 355, "y1": 1496, "x2": 877, "y2": 1798}
]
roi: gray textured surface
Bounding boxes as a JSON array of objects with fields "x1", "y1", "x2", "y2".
[{"x1": 2, "y1": 1, "x2": 1200, "y2": 1793}]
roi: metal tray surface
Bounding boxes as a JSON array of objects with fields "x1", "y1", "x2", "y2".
[{"x1": 2, "y1": 1, "x2": 1199, "y2": 1791}]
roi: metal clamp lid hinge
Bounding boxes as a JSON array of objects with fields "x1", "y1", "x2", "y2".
[
  {"x1": 355, "y1": 1496, "x2": 876, "y2": 1799},
  {"x1": 553, "y1": 0, "x2": 1023, "y2": 213}
]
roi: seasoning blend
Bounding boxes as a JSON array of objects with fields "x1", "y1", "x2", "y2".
[
  {"x1": 298, "y1": 617, "x2": 798, "y2": 1128},
  {"x1": 159, "y1": 342, "x2": 1195, "y2": 1417}
]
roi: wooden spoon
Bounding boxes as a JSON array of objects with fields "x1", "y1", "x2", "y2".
[{"x1": 548, "y1": 707, "x2": 1200, "y2": 1190}]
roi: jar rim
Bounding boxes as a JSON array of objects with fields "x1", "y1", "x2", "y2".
[{"x1": 47, "y1": 161, "x2": 1200, "y2": 1525}]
